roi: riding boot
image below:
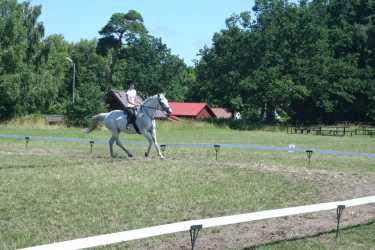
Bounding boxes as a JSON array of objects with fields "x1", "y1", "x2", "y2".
[
  {"x1": 132, "y1": 121, "x2": 141, "y2": 134},
  {"x1": 124, "y1": 108, "x2": 133, "y2": 130},
  {"x1": 125, "y1": 108, "x2": 141, "y2": 134}
]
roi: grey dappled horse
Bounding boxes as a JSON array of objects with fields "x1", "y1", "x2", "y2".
[{"x1": 85, "y1": 94, "x2": 172, "y2": 159}]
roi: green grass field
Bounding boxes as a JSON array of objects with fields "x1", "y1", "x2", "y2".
[
  {"x1": 1, "y1": 119, "x2": 375, "y2": 153},
  {"x1": 0, "y1": 120, "x2": 374, "y2": 249}
]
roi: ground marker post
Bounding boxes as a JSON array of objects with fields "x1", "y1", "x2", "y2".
[
  {"x1": 90, "y1": 140, "x2": 95, "y2": 153},
  {"x1": 25, "y1": 136, "x2": 30, "y2": 149},
  {"x1": 190, "y1": 224, "x2": 202, "y2": 250},
  {"x1": 214, "y1": 144, "x2": 221, "y2": 160},
  {"x1": 336, "y1": 205, "x2": 345, "y2": 239},
  {"x1": 306, "y1": 150, "x2": 313, "y2": 167},
  {"x1": 160, "y1": 144, "x2": 166, "y2": 154}
]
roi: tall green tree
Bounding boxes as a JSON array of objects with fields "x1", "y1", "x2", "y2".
[
  {"x1": 0, "y1": 1, "x2": 193, "y2": 124},
  {"x1": 0, "y1": 0, "x2": 47, "y2": 117},
  {"x1": 97, "y1": 11, "x2": 190, "y2": 101},
  {"x1": 118, "y1": 36, "x2": 188, "y2": 99},
  {"x1": 194, "y1": 0, "x2": 375, "y2": 124},
  {"x1": 97, "y1": 10, "x2": 147, "y2": 86}
]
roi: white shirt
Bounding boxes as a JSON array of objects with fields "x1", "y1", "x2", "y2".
[{"x1": 126, "y1": 89, "x2": 137, "y2": 107}]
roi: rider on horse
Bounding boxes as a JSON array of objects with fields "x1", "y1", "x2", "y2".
[{"x1": 124, "y1": 80, "x2": 141, "y2": 133}]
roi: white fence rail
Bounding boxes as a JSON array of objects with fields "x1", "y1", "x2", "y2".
[{"x1": 20, "y1": 195, "x2": 375, "y2": 250}]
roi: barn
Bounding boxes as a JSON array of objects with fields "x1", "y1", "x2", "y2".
[
  {"x1": 106, "y1": 90, "x2": 129, "y2": 110},
  {"x1": 211, "y1": 108, "x2": 232, "y2": 119},
  {"x1": 106, "y1": 89, "x2": 144, "y2": 110},
  {"x1": 169, "y1": 102, "x2": 216, "y2": 119}
]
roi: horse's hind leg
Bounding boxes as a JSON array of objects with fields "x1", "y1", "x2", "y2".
[
  {"x1": 116, "y1": 137, "x2": 133, "y2": 158},
  {"x1": 109, "y1": 136, "x2": 116, "y2": 158}
]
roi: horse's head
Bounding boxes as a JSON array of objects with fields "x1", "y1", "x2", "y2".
[{"x1": 157, "y1": 93, "x2": 172, "y2": 115}]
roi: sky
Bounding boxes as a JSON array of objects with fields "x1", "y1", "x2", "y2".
[{"x1": 30, "y1": 0, "x2": 254, "y2": 66}]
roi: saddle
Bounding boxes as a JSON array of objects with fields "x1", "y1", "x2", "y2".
[{"x1": 124, "y1": 108, "x2": 141, "y2": 134}]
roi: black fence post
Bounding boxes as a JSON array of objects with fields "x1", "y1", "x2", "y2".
[
  {"x1": 190, "y1": 224, "x2": 202, "y2": 250},
  {"x1": 25, "y1": 136, "x2": 30, "y2": 149},
  {"x1": 336, "y1": 205, "x2": 346, "y2": 239},
  {"x1": 160, "y1": 144, "x2": 166, "y2": 154},
  {"x1": 306, "y1": 150, "x2": 313, "y2": 167},
  {"x1": 90, "y1": 140, "x2": 95, "y2": 153},
  {"x1": 214, "y1": 144, "x2": 220, "y2": 160}
]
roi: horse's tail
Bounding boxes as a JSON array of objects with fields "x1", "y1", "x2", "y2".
[{"x1": 85, "y1": 113, "x2": 106, "y2": 133}]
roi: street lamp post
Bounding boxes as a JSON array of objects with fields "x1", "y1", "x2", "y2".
[{"x1": 65, "y1": 57, "x2": 76, "y2": 104}]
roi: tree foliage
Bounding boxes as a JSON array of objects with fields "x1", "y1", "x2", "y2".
[
  {"x1": 1, "y1": 0, "x2": 375, "y2": 126},
  {"x1": 194, "y1": 0, "x2": 375, "y2": 124},
  {"x1": 0, "y1": 1, "x2": 191, "y2": 125}
]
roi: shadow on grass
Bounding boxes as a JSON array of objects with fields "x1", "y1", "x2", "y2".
[{"x1": 242, "y1": 220, "x2": 375, "y2": 250}]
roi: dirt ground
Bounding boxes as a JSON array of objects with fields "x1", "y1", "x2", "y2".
[{"x1": 137, "y1": 164, "x2": 375, "y2": 250}]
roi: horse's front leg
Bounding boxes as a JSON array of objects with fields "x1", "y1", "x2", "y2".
[
  {"x1": 144, "y1": 134, "x2": 153, "y2": 158},
  {"x1": 143, "y1": 129, "x2": 164, "y2": 159},
  {"x1": 150, "y1": 128, "x2": 164, "y2": 159}
]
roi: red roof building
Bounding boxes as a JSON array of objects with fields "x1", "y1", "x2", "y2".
[
  {"x1": 107, "y1": 92, "x2": 218, "y2": 120},
  {"x1": 169, "y1": 102, "x2": 216, "y2": 119},
  {"x1": 211, "y1": 108, "x2": 232, "y2": 119}
]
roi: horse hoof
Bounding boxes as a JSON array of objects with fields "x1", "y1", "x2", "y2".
[
  {"x1": 160, "y1": 156, "x2": 165, "y2": 160},
  {"x1": 144, "y1": 152, "x2": 149, "y2": 157},
  {"x1": 128, "y1": 154, "x2": 133, "y2": 158}
]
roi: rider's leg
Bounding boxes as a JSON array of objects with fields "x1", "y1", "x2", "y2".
[{"x1": 124, "y1": 108, "x2": 133, "y2": 129}]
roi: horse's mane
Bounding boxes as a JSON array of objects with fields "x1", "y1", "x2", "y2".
[
  {"x1": 143, "y1": 94, "x2": 156, "y2": 102},
  {"x1": 143, "y1": 94, "x2": 163, "y2": 104}
]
